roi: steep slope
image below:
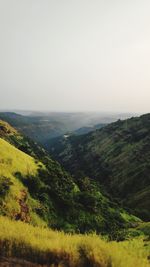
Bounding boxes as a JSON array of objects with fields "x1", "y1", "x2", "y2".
[
  {"x1": 48, "y1": 114, "x2": 150, "y2": 221},
  {"x1": 0, "y1": 119, "x2": 137, "y2": 237},
  {"x1": 0, "y1": 137, "x2": 46, "y2": 226}
]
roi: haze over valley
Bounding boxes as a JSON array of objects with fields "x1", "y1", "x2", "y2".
[{"x1": 0, "y1": 1, "x2": 150, "y2": 266}]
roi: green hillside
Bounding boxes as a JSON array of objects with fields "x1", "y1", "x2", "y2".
[
  {"x1": 0, "y1": 119, "x2": 138, "y2": 238},
  {"x1": 48, "y1": 114, "x2": 150, "y2": 221},
  {"x1": 0, "y1": 137, "x2": 46, "y2": 226}
]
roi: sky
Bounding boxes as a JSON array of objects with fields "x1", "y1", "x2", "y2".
[{"x1": 0, "y1": 0, "x2": 150, "y2": 113}]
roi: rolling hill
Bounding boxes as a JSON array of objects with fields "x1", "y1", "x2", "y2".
[{"x1": 47, "y1": 114, "x2": 150, "y2": 221}]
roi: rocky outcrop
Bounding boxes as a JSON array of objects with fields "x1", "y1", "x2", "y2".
[{"x1": 15, "y1": 190, "x2": 30, "y2": 223}]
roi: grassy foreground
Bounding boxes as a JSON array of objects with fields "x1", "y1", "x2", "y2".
[{"x1": 0, "y1": 216, "x2": 149, "y2": 267}]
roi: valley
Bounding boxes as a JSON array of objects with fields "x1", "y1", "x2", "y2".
[{"x1": 0, "y1": 114, "x2": 149, "y2": 266}]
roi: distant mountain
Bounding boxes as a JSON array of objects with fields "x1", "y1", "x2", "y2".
[
  {"x1": 47, "y1": 114, "x2": 150, "y2": 221},
  {"x1": 0, "y1": 112, "x2": 67, "y2": 145},
  {"x1": 0, "y1": 119, "x2": 137, "y2": 237},
  {"x1": 0, "y1": 111, "x2": 134, "y2": 146}
]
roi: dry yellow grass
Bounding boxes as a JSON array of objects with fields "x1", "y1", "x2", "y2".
[
  {"x1": 0, "y1": 216, "x2": 149, "y2": 267},
  {"x1": 0, "y1": 138, "x2": 45, "y2": 225},
  {"x1": 0, "y1": 138, "x2": 39, "y2": 177},
  {"x1": 0, "y1": 120, "x2": 18, "y2": 135}
]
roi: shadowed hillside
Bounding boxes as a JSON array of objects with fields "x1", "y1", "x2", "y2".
[{"x1": 48, "y1": 114, "x2": 150, "y2": 221}]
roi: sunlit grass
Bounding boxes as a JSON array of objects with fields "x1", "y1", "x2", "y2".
[
  {"x1": 0, "y1": 138, "x2": 38, "y2": 176},
  {"x1": 0, "y1": 138, "x2": 45, "y2": 224},
  {"x1": 0, "y1": 216, "x2": 149, "y2": 267}
]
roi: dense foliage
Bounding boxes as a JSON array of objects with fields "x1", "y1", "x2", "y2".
[{"x1": 47, "y1": 114, "x2": 150, "y2": 221}]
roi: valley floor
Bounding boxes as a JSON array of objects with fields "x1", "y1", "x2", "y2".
[{"x1": 0, "y1": 216, "x2": 149, "y2": 267}]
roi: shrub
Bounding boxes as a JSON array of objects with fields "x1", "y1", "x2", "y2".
[{"x1": 0, "y1": 176, "x2": 13, "y2": 197}]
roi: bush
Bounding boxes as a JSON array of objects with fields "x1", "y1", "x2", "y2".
[{"x1": 0, "y1": 176, "x2": 13, "y2": 197}]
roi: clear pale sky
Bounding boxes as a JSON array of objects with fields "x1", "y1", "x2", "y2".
[{"x1": 0, "y1": 0, "x2": 150, "y2": 113}]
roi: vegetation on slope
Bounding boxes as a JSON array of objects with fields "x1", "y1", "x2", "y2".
[
  {"x1": 0, "y1": 216, "x2": 149, "y2": 267},
  {"x1": 48, "y1": 114, "x2": 150, "y2": 221},
  {"x1": 0, "y1": 119, "x2": 138, "y2": 238},
  {"x1": 0, "y1": 137, "x2": 46, "y2": 226},
  {"x1": 0, "y1": 117, "x2": 149, "y2": 266}
]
